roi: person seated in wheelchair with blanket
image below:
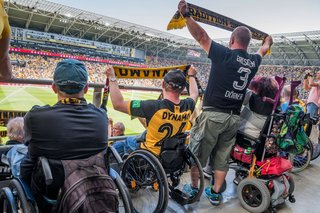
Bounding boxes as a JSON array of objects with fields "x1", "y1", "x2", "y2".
[
  {"x1": 19, "y1": 59, "x2": 118, "y2": 212},
  {"x1": 105, "y1": 64, "x2": 198, "y2": 159}
]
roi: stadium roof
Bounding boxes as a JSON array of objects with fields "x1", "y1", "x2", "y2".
[{"x1": 4, "y1": 0, "x2": 320, "y2": 66}]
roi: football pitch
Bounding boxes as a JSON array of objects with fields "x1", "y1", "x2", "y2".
[{"x1": 0, "y1": 85, "x2": 160, "y2": 136}]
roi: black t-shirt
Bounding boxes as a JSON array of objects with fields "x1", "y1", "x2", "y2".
[
  {"x1": 203, "y1": 41, "x2": 262, "y2": 112},
  {"x1": 128, "y1": 98, "x2": 195, "y2": 155},
  {"x1": 23, "y1": 100, "x2": 108, "y2": 159}
]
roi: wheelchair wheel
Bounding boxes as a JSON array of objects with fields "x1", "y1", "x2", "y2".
[
  {"x1": 168, "y1": 148, "x2": 204, "y2": 205},
  {"x1": 311, "y1": 141, "x2": 320, "y2": 161},
  {"x1": 288, "y1": 142, "x2": 312, "y2": 173},
  {"x1": 121, "y1": 149, "x2": 168, "y2": 213},
  {"x1": 0, "y1": 187, "x2": 17, "y2": 213},
  {"x1": 109, "y1": 168, "x2": 133, "y2": 213},
  {"x1": 237, "y1": 178, "x2": 270, "y2": 213},
  {"x1": 8, "y1": 179, "x2": 38, "y2": 213}
]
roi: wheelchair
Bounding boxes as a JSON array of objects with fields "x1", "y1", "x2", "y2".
[
  {"x1": 118, "y1": 133, "x2": 204, "y2": 213},
  {"x1": 0, "y1": 147, "x2": 133, "y2": 213},
  {"x1": 220, "y1": 109, "x2": 313, "y2": 213},
  {"x1": 218, "y1": 77, "x2": 307, "y2": 213}
]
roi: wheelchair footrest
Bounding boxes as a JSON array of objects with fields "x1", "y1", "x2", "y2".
[{"x1": 169, "y1": 188, "x2": 190, "y2": 206}]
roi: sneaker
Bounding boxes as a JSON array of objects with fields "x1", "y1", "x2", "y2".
[
  {"x1": 205, "y1": 186, "x2": 223, "y2": 206},
  {"x1": 182, "y1": 184, "x2": 199, "y2": 199},
  {"x1": 203, "y1": 166, "x2": 213, "y2": 179}
]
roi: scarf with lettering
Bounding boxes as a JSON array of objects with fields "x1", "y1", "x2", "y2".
[
  {"x1": 113, "y1": 65, "x2": 203, "y2": 93},
  {"x1": 167, "y1": 3, "x2": 268, "y2": 41}
]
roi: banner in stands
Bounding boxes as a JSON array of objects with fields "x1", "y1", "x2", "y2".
[
  {"x1": 0, "y1": 110, "x2": 27, "y2": 126},
  {"x1": 9, "y1": 48, "x2": 146, "y2": 68},
  {"x1": 167, "y1": 3, "x2": 268, "y2": 41},
  {"x1": 187, "y1": 49, "x2": 201, "y2": 58},
  {"x1": 113, "y1": 65, "x2": 189, "y2": 79}
]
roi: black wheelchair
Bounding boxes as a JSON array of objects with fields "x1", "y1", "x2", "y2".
[
  {"x1": 0, "y1": 146, "x2": 133, "y2": 213},
  {"x1": 114, "y1": 133, "x2": 204, "y2": 213}
]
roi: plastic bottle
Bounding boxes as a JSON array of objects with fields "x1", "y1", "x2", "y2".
[{"x1": 245, "y1": 147, "x2": 252, "y2": 155}]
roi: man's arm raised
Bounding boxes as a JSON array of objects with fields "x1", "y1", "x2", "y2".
[
  {"x1": 178, "y1": 0, "x2": 211, "y2": 53},
  {"x1": 187, "y1": 65, "x2": 199, "y2": 103},
  {"x1": 105, "y1": 65, "x2": 129, "y2": 114}
]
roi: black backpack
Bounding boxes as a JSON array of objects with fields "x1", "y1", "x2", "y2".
[{"x1": 56, "y1": 152, "x2": 119, "y2": 213}]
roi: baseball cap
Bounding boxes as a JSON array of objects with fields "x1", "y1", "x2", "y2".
[
  {"x1": 53, "y1": 59, "x2": 88, "y2": 94},
  {"x1": 164, "y1": 69, "x2": 186, "y2": 89}
]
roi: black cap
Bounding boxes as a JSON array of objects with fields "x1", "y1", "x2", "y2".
[{"x1": 164, "y1": 69, "x2": 186, "y2": 89}]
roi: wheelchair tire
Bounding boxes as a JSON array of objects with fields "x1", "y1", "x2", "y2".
[
  {"x1": 0, "y1": 187, "x2": 17, "y2": 213},
  {"x1": 237, "y1": 178, "x2": 270, "y2": 213},
  {"x1": 308, "y1": 125, "x2": 320, "y2": 161},
  {"x1": 288, "y1": 141, "x2": 312, "y2": 173},
  {"x1": 8, "y1": 179, "x2": 38, "y2": 213},
  {"x1": 311, "y1": 141, "x2": 320, "y2": 161},
  {"x1": 110, "y1": 168, "x2": 134, "y2": 213},
  {"x1": 121, "y1": 149, "x2": 169, "y2": 213}
]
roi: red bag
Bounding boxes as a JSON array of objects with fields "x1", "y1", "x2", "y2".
[
  {"x1": 231, "y1": 144, "x2": 254, "y2": 164},
  {"x1": 256, "y1": 156, "x2": 292, "y2": 176}
]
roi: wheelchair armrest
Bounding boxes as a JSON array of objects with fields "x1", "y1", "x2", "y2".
[
  {"x1": 108, "y1": 146, "x2": 123, "y2": 164},
  {"x1": 39, "y1": 157, "x2": 53, "y2": 186}
]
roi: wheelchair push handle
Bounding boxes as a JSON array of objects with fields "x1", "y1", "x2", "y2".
[{"x1": 39, "y1": 157, "x2": 53, "y2": 186}]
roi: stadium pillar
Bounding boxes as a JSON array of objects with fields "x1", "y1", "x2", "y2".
[{"x1": 93, "y1": 87, "x2": 102, "y2": 107}]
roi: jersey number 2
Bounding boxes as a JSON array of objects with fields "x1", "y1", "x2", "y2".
[{"x1": 155, "y1": 122, "x2": 186, "y2": 146}]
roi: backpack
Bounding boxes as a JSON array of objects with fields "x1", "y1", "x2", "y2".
[
  {"x1": 276, "y1": 104, "x2": 308, "y2": 154},
  {"x1": 159, "y1": 134, "x2": 187, "y2": 174},
  {"x1": 56, "y1": 152, "x2": 119, "y2": 213}
]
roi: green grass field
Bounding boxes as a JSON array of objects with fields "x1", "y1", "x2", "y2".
[{"x1": 0, "y1": 85, "x2": 160, "y2": 136}]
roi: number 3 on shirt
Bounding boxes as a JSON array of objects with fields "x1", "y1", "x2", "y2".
[{"x1": 233, "y1": 67, "x2": 251, "y2": 91}]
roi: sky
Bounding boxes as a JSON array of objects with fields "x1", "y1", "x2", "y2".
[{"x1": 49, "y1": 0, "x2": 320, "y2": 39}]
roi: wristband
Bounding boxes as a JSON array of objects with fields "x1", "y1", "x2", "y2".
[
  {"x1": 109, "y1": 76, "x2": 117, "y2": 82},
  {"x1": 188, "y1": 75, "x2": 196, "y2": 78}
]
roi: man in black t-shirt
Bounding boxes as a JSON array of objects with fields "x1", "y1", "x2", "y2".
[
  {"x1": 20, "y1": 59, "x2": 108, "y2": 211},
  {"x1": 105, "y1": 65, "x2": 198, "y2": 156},
  {"x1": 178, "y1": 0, "x2": 273, "y2": 205}
]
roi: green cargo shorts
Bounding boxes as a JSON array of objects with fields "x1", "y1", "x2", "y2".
[{"x1": 188, "y1": 111, "x2": 240, "y2": 172}]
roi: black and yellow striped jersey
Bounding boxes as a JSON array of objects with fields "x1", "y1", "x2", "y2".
[{"x1": 128, "y1": 98, "x2": 195, "y2": 155}]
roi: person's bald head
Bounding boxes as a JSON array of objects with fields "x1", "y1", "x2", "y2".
[{"x1": 229, "y1": 26, "x2": 252, "y2": 50}]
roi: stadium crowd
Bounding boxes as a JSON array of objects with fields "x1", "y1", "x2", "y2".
[{"x1": 9, "y1": 51, "x2": 320, "y2": 100}]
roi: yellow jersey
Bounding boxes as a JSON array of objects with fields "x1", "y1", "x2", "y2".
[
  {"x1": 0, "y1": 0, "x2": 10, "y2": 40},
  {"x1": 128, "y1": 98, "x2": 195, "y2": 155}
]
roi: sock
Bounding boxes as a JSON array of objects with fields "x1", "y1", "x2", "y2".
[{"x1": 211, "y1": 188, "x2": 219, "y2": 194}]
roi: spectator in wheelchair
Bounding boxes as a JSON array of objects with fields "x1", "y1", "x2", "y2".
[
  {"x1": 20, "y1": 59, "x2": 109, "y2": 211},
  {"x1": 105, "y1": 64, "x2": 198, "y2": 156},
  {"x1": 238, "y1": 76, "x2": 279, "y2": 138},
  {"x1": 111, "y1": 120, "x2": 146, "y2": 157},
  {"x1": 5, "y1": 117, "x2": 27, "y2": 177},
  {"x1": 6, "y1": 117, "x2": 25, "y2": 145}
]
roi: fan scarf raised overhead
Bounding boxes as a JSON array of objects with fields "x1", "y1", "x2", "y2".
[{"x1": 167, "y1": 3, "x2": 268, "y2": 41}]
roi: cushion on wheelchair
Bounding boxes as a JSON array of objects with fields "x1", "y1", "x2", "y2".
[{"x1": 159, "y1": 135, "x2": 186, "y2": 174}]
